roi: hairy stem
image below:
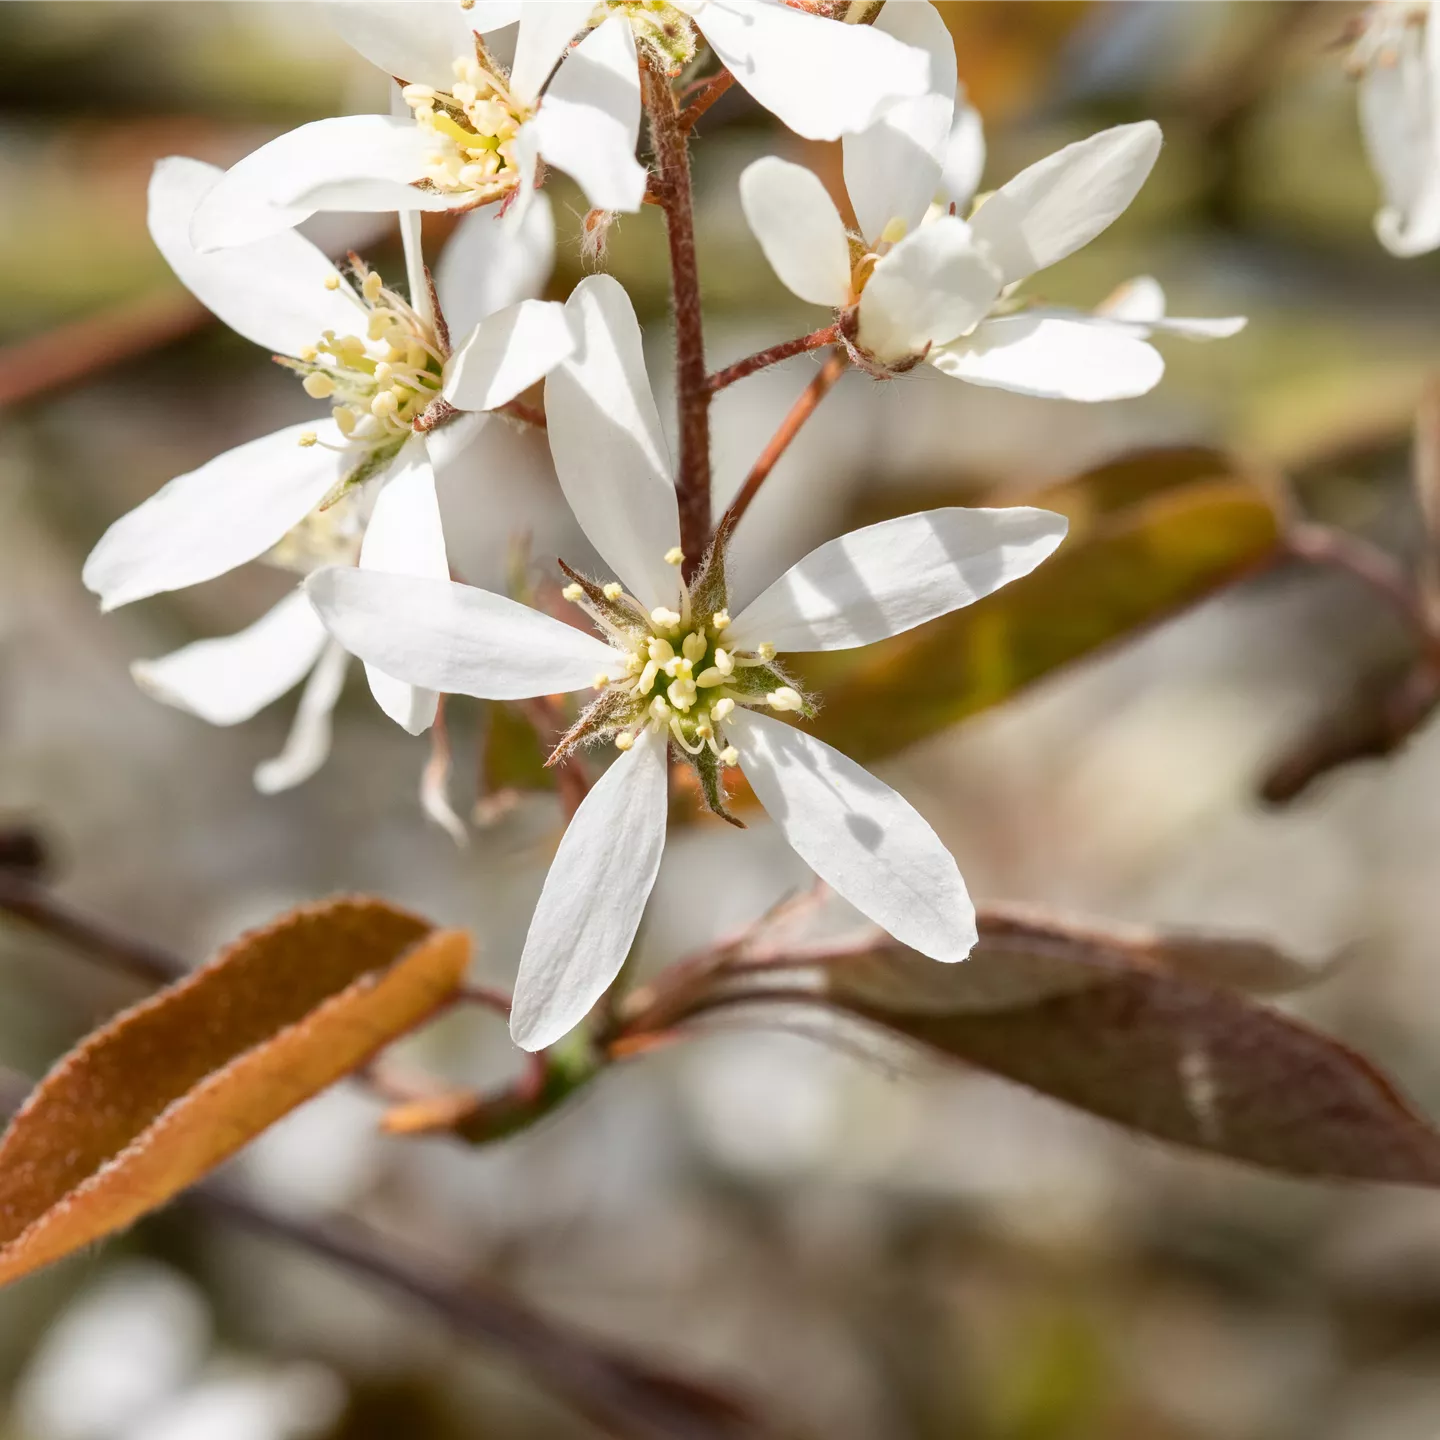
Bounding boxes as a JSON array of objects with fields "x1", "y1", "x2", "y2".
[
  {"x1": 707, "y1": 324, "x2": 842, "y2": 394},
  {"x1": 680, "y1": 68, "x2": 735, "y2": 132},
  {"x1": 718, "y1": 351, "x2": 847, "y2": 541},
  {"x1": 645, "y1": 64, "x2": 711, "y2": 575}
]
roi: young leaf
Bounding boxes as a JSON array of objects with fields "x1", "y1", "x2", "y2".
[
  {"x1": 823, "y1": 927, "x2": 1440, "y2": 1186},
  {"x1": 0, "y1": 897, "x2": 468, "y2": 1287}
]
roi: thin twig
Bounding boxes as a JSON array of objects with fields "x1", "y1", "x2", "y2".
[
  {"x1": 707, "y1": 324, "x2": 842, "y2": 394},
  {"x1": 645, "y1": 63, "x2": 712, "y2": 574},
  {"x1": 718, "y1": 352, "x2": 847, "y2": 541},
  {"x1": 680, "y1": 69, "x2": 736, "y2": 132}
]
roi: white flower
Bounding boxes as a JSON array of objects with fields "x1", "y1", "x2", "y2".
[
  {"x1": 83, "y1": 156, "x2": 571, "y2": 789},
  {"x1": 305, "y1": 274, "x2": 1068, "y2": 1050},
  {"x1": 188, "y1": 3, "x2": 646, "y2": 252},
  {"x1": 1352, "y1": 0, "x2": 1440, "y2": 256},
  {"x1": 739, "y1": 0, "x2": 1244, "y2": 401},
  {"x1": 461, "y1": 0, "x2": 934, "y2": 144}
]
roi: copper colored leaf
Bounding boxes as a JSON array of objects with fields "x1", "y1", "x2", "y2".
[
  {"x1": 824, "y1": 923, "x2": 1440, "y2": 1185},
  {"x1": 0, "y1": 897, "x2": 468, "y2": 1287},
  {"x1": 800, "y1": 481, "x2": 1280, "y2": 764}
]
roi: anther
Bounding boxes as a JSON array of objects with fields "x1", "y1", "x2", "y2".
[
  {"x1": 650, "y1": 606, "x2": 682, "y2": 631},
  {"x1": 711, "y1": 697, "x2": 735, "y2": 721},
  {"x1": 664, "y1": 547, "x2": 684, "y2": 566},
  {"x1": 297, "y1": 431, "x2": 318, "y2": 447},
  {"x1": 370, "y1": 390, "x2": 399, "y2": 419},
  {"x1": 299, "y1": 346, "x2": 318, "y2": 362},
  {"x1": 593, "y1": 672, "x2": 610, "y2": 689},
  {"x1": 647, "y1": 637, "x2": 674, "y2": 664},
  {"x1": 711, "y1": 610, "x2": 730, "y2": 632},
  {"x1": 756, "y1": 643, "x2": 776, "y2": 661},
  {"x1": 324, "y1": 275, "x2": 341, "y2": 291},
  {"x1": 562, "y1": 583, "x2": 584, "y2": 602},
  {"x1": 720, "y1": 746, "x2": 739, "y2": 766},
  {"x1": 682, "y1": 632, "x2": 707, "y2": 663},
  {"x1": 615, "y1": 731, "x2": 635, "y2": 752},
  {"x1": 880, "y1": 216, "x2": 909, "y2": 245},
  {"x1": 362, "y1": 271, "x2": 384, "y2": 303},
  {"x1": 767, "y1": 687, "x2": 804, "y2": 712},
  {"x1": 603, "y1": 582, "x2": 624, "y2": 601},
  {"x1": 302, "y1": 372, "x2": 336, "y2": 399}
]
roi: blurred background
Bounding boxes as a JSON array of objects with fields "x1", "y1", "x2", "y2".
[{"x1": 7, "y1": 2, "x2": 1440, "y2": 1436}]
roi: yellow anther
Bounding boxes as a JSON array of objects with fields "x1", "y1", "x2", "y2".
[
  {"x1": 402, "y1": 83, "x2": 436, "y2": 102},
  {"x1": 624, "y1": 651, "x2": 644, "y2": 675},
  {"x1": 767, "y1": 687, "x2": 804, "y2": 712},
  {"x1": 323, "y1": 275, "x2": 341, "y2": 291},
  {"x1": 297, "y1": 431, "x2": 318, "y2": 447},
  {"x1": 756, "y1": 643, "x2": 776, "y2": 661},
  {"x1": 562, "y1": 583, "x2": 585, "y2": 602},
  {"x1": 720, "y1": 746, "x2": 739, "y2": 766},
  {"x1": 714, "y1": 648, "x2": 735, "y2": 675},
  {"x1": 647, "y1": 636, "x2": 675, "y2": 664},
  {"x1": 593, "y1": 672, "x2": 610, "y2": 689},
  {"x1": 711, "y1": 610, "x2": 730, "y2": 632},
  {"x1": 614, "y1": 731, "x2": 635, "y2": 752},
  {"x1": 638, "y1": 659, "x2": 660, "y2": 694},
  {"x1": 299, "y1": 346, "x2": 318, "y2": 363},
  {"x1": 603, "y1": 582, "x2": 624, "y2": 601},
  {"x1": 302, "y1": 371, "x2": 336, "y2": 399},
  {"x1": 667, "y1": 677, "x2": 696, "y2": 711},
  {"x1": 374, "y1": 362, "x2": 394, "y2": 388},
  {"x1": 649, "y1": 696, "x2": 671, "y2": 722},
  {"x1": 650, "y1": 607, "x2": 682, "y2": 631},
  {"x1": 682, "y1": 631, "x2": 707, "y2": 663},
  {"x1": 664, "y1": 547, "x2": 685, "y2": 566},
  {"x1": 695, "y1": 667, "x2": 727, "y2": 688},
  {"x1": 880, "y1": 215, "x2": 909, "y2": 245},
  {"x1": 695, "y1": 720, "x2": 713, "y2": 740},
  {"x1": 370, "y1": 390, "x2": 399, "y2": 419},
  {"x1": 711, "y1": 697, "x2": 735, "y2": 721},
  {"x1": 332, "y1": 406, "x2": 357, "y2": 437},
  {"x1": 362, "y1": 271, "x2": 384, "y2": 303}
]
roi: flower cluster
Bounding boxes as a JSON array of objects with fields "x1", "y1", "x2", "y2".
[{"x1": 84, "y1": 1, "x2": 1246, "y2": 1051}]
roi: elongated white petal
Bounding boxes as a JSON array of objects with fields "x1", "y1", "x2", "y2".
[
  {"x1": 436, "y1": 192, "x2": 555, "y2": 336},
  {"x1": 149, "y1": 157, "x2": 358, "y2": 357},
  {"x1": 510, "y1": 726, "x2": 668, "y2": 1051},
  {"x1": 1095, "y1": 276, "x2": 1246, "y2": 340},
  {"x1": 255, "y1": 641, "x2": 350, "y2": 794},
  {"x1": 510, "y1": 0, "x2": 595, "y2": 104},
  {"x1": 83, "y1": 421, "x2": 347, "y2": 611},
  {"x1": 544, "y1": 275, "x2": 679, "y2": 608},
  {"x1": 857, "y1": 216, "x2": 1001, "y2": 364},
  {"x1": 131, "y1": 590, "x2": 328, "y2": 726},
  {"x1": 697, "y1": 0, "x2": 929, "y2": 142},
  {"x1": 399, "y1": 208, "x2": 433, "y2": 328},
  {"x1": 357, "y1": 444, "x2": 448, "y2": 735},
  {"x1": 739, "y1": 157, "x2": 852, "y2": 308},
  {"x1": 930, "y1": 311, "x2": 1164, "y2": 401},
  {"x1": 968, "y1": 121, "x2": 1162, "y2": 286},
  {"x1": 443, "y1": 299, "x2": 575, "y2": 411},
  {"x1": 844, "y1": 0, "x2": 956, "y2": 244},
  {"x1": 422, "y1": 411, "x2": 489, "y2": 487},
  {"x1": 531, "y1": 15, "x2": 646, "y2": 213},
  {"x1": 732, "y1": 711, "x2": 975, "y2": 964},
  {"x1": 728, "y1": 507, "x2": 1067, "y2": 653},
  {"x1": 1361, "y1": 16, "x2": 1440, "y2": 257},
  {"x1": 327, "y1": 3, "x2": 481, "y2": 88},
  {"x1": 190, "y1": 116, "x2": 443, "y2": 252},
  {"x1": 941, "y1": 97, "x2": 986, "y2": 211},
  {"x1": 306, "y1": 569, "x2": 617, "y2": 698}
]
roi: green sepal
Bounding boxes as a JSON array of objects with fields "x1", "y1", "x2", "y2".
[
  {"x1": 547, "y1": 688, "x2": 638, "y2": 767},
  {"x1": 556, "y1": 559, "x2": 649, "y2": 642},
  {"x1": 692, "y1": 747, "x2": 745, "y2": 829},
  {"x1": 318, "y1": 438, "x2": 405, "y2": 511}
]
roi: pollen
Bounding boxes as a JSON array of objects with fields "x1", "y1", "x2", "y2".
[{"x1": 563, "y1": 583, "x2": 585, "y2": 602}]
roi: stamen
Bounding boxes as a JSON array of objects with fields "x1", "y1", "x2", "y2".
[
  {"x1": 651, "y1": 606, "x2": 682, "y2": 631},
  {"x1": 615, "y1": 731, "x2": 635, "y2": 752},
  {"x1": 711, "y1": 610, "x2": 730, "y2": 632},
  {"x1": 593, "y1": 672, "x2": 610, "y2": 689},
  {"x1": 665, "y1": 547, "x2": 684, "y2": 567},
  {"x1": 670, "y1": 718, "x2": 704, "y2": 754},
  {"x1": 324, "y1": 275, "x2": 341, "y2": 291},
  {"x1": 711, "y1": 697, "x2": 735, "y2": 721},
  {"x1": 767, "y1": 687, "x2": 804, "y2": 712},
  {"x1": 562, "y1": 583, "x2": 585, "y2": 602},
  {"x1": 297, "y1": 431, "x2": 318, "y2": 447},
  {"x1": 603, "y1": 582, "x2": 624, "y2": 601},
  {"x1": 720, "y1": 746, "x2": 739, "y2": 766}
]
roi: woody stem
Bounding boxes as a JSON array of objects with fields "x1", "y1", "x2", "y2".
[{"x1": 645, "y1": 63, "x2": 711, "y2": 578}]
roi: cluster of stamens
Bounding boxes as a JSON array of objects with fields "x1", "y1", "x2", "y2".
[
  {"x1": 282, "y1": 263, "x2": 444, "y2": 460},
  {"x1": 561, "y1": 549, "x2": 804, "y2": 769},
  {"x1": 402, "y1": 50, "x2": 525, "y2": 202}
]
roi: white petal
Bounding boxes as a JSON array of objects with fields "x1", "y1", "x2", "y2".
[
  {"x1": 357, "y1": 443, "x2": 449, "y2": 735},
  {"x1": 254, "y1": 641, "x2": 350, "y2": 794},
  {"x1": 510, "y1": 0, "x2": 596, "y2": 104},
  {"x1": 327, "y1": 3, "x2": 481, "y2": 88},
  {"x1": 1094, "y1": 273, "x2": 1166, "y2": 323},
  {"x1": 465, "y1": 0, "x2": 524, "y2": 31},
  {"x1": 930, "y1": 311, "x2": 1164, "y2": 401},
  {"x1": 940, "y1": 97, "x2": 986, "y2": 210},
  {"x1": 305, "y1": 569, "x2": 617, "y2": 698},
  {"x1": 443, "y1": 299, "x2": 575, "y2": 411},
  {"x1": 130, "y1": 590, "x2": 328, "y2": 726},
  {"x1": 435, "y1": 191, "x2": 555, "y2": 334},
  {"x1": 856, "y1": 215, "x2": 1001, "y2": 364},
  {"x1": 510, "y1": 726, "x2": 668, "y2": 1051},
  {"x1": 422, "y1": 410, "x2": 490, "y2": 486},
  {"x1": 733, "y1": 711, "x2": 975, "y2": 964},
  {"x1": 968, "y1": 121, "x2": 1162, "y2": 286},
  {"x1": 844, "y1": 0, "x2": 956, "y2": 243},
  {"x1": 738, "y1": 157, "x2": 852, "y2": 308},
  {"x1": 399, "y1": 208, "x2": 433, "y2": 328},
  {"x1": 1361, "y1": 18, "x2": 1440, "y2": 256},
  {"x1": 728, "y1": 507, "x2": 1068, "y2": 653},
  {"x1": 189, "y1": 116, "x2": 444, "y2": 252},
  {"x1": 697, "y1": 0, "x2": 930, "y2": 142},
  {"x1": 531, "y1": 15, "x2": 646, "y2": 213},
  {"x1": 544, "y1": 275, "x2": 680, "y2": 608},
  {"x1": 149, "y1": 157, "x2": 358, "y2": 358},
  {"x1": 83, "y1": 421, "x2": 348, "y2": 611}
]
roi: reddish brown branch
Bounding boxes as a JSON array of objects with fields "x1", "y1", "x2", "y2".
[
  {"x1": 707, "y1": 324, "x2": 842, "y2": 394},
  {"x1": 718, "y1": 352, "x2": 847, "y2": 541},
  {"x1": 680, "y1": 69, "x2": 736, "y2": 132},
  {"x1": 645, "y1": 64, "x2": 712, "y2": 575}
]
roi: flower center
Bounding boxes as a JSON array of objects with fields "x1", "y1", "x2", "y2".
[
  {"x1": 280, "y1": 262, "x2": 444, "y2": 461},
  {"x1": 600, "y1": 2, "x2": 699, "y2": 70},
  {"x1": 559, "y1": 549, "x2": 804, "y2": 768},
  {"x1": 401, "y1": 50, "x2": 526, "y2": 203}
]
